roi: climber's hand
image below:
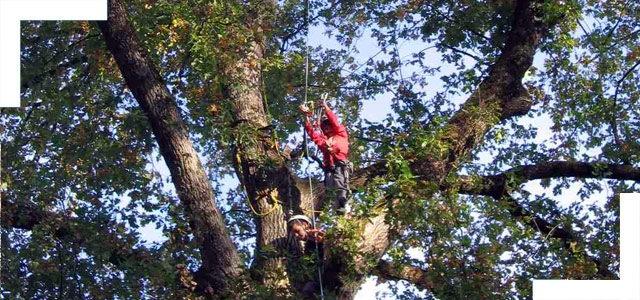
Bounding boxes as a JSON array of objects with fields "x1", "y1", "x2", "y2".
[{"x1": 299, "y1": 104, "x2": 311, "y2": 116}]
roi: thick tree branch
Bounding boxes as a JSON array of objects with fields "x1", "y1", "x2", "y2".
[
  {"x1": 221, "y1": 0, "x2": 310, "y2": 293},
  {"x1": 97, "y1": 0, "x2": 241, "y2": 293},
  {"x1": 457, "y1": 161, "x2": 640, "y2": 199},
  {"x1": 375, "y1": 260, "x2": 434, "y2": 292},
  {"x1": 351, "y1": 0, "x2": 555, "y2": 188}
]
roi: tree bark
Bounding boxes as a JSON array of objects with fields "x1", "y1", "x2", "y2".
[
  {"x1": 375, "y1": 260, "x2": 435, "y2": 292},
  {"x1": 97, "y1": 0, "x2": 242, "y2": 294}
]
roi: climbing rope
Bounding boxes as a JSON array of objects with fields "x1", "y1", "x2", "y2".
[
  {"x1": 304, "y1": 138, "x2": 325, "y2": 300},
  {"x1": 234, "y1": 152, "x2": 280, "y2": 217},
  {"x1": 302, "y1": 0, "x2": 325, "y2": 297}
]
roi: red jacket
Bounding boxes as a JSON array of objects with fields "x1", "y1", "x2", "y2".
[{"x1": 304, "y1": 106, "x2": 349, "y2": 167}]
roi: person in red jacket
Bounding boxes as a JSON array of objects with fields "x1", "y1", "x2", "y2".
[{"x1": 300, "y1": 100, "x2": 351, "y2": 213}]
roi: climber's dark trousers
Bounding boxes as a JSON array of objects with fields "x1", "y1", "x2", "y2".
[{"x1": 324, "y1": 161, "x2": 349, "y2": 213}]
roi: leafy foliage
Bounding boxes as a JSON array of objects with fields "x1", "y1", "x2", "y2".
[{"x1": 2, "y1": 0, "x2": 639, "y2": 299}]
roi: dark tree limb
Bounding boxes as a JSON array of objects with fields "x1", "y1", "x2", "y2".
[
  {"x1": 218, "y1": 0, "x2": 312, "y2": 292},
  {"x1": 611, "y1": 59, "x2": 640, "y2": 153},
  {"x1": 97, "y1": 0, "x2": 241, "y2": 293},
  {"x1": 456, "y1": 161, "x2": 640, "y2": 199},
  {"x1": 439, "y1": 42, "x2": 484, "y2": 63}
]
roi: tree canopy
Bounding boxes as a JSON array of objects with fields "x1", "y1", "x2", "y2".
[{"x1": 2, "y1": 0, "x2": 639, "y2": 299}]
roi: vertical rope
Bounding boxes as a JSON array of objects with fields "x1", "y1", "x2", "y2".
[
  {"x1": 305, "y1": 130, "x2": 325, "y2": 300},
  {"x1": 303, "y1": 0, "x2": 325, "y2": 297}
]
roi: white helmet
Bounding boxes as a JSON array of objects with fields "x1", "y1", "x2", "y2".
[{"x1": 288, "y1": 214, "x2": 312, "y2": 225}]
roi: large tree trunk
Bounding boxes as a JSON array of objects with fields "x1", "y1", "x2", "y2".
[
  {"x1": 220, "y1": 0, "x2": 334, "y2": 294},
  {"x1": 97, "y1": 0, "x2": 242, "y2": 294},
  {"x1": 220, "y1": 2, "x2": 302, "y2": 293}
]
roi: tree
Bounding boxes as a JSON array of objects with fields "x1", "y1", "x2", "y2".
[{"x1": 2, "y1": 0, "x2": 639, "y2": 299}]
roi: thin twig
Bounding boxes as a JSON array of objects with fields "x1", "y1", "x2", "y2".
[
  {"x1": 279, "y1": 0, "x2": 344, "y2": 52},
  {"x1": 605, "y1": 0, "x2": 633, "y2": 40},
  {"x1": 439, "y1": 42, "x2": 484, "y2": 63},
  {"x1": 41, "y1": 33, "x2": 99, "y2": 67}
]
